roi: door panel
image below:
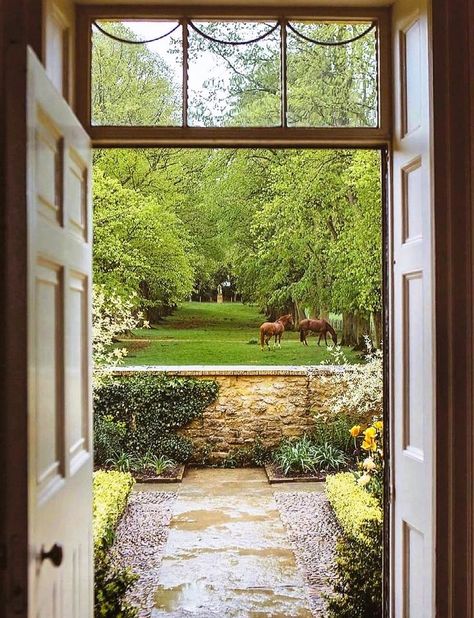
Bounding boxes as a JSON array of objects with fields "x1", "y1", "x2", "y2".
[
  {"x1": 27, "y1": 48, "x2": 93, "y2": 618},
  {"x1": 391, "y1": 1, "x2": 434, "y2": 615}
]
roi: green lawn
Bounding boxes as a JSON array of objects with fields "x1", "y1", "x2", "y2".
[{"x1": 117, "y1": 302, "x2": 360, "y2": 366}]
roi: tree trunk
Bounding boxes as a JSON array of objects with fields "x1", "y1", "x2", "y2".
[
  {"x1": 341, "y1": 312, "x2": 357, "y2": 347},
  {"x1": 292, "y1": 300, "x2": 306, "y2": 326}
]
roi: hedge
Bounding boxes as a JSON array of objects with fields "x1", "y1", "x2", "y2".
[
  {"x1": 325, "y1": 472, "x2": 382, "y2": 542},
  {"x1": 93, "y1": 470, "x2": 134, "y2": 558},
  {"x1": 325, "y1": 472, "x2": 383, "y2": 618},
  {"x1": 93, "y1": 470, "x2": 137, "y2": 618}
]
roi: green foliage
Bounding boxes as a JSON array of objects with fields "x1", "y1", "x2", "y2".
[
  {"x1": 93, "y1": 470, "x2": 134, "y2": 556},
  {"x1": 311, "y1": 414, "x2": 355, "y2": 456},
  {"x1": 91, "y1": 20, "x2": 382, "y2": 337},
  {"x1": 95, "y1": 415, "x2": 128, "y2": 464},
  {"x1": 311, "y1": 442, "x2": 348, "y2": 471},
  {"x1": 325, "y1": 472, "x2": 383, "y2": 617},
  {"x1": 93, "y1": 470, "x2": 137, "y2": 617},
  {"x1": 272, "y1": 436, "x2": 318, "y2": 475},
  {"x1": 92, "y1": 22, "x2": 179, "y2": 126},
  {"x1": 94, "y1": 560, "x2": 138, "y2": 618},
  {"x1": 141, "y1": 453, "x2": 175, "y2": 475},
  {"x1": 93, "y1": 375, "x2": 219, "y2": 464},
  {"x1": 326, "y1": 472, "x2": 382, "y2": 541},
  {"x1": 93, "y1": 169, "x2": 194, "y2": 316},
  {"x1": 221, "y1": 438, "x2": 271, "y2": 468},
  {"x1": 155, "y1": 434, "x2": 194, "y2": 464}
]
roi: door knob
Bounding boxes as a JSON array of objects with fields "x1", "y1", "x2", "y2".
[{"x1": 40, "y1": 543, "x2": 63, "y2": 567}]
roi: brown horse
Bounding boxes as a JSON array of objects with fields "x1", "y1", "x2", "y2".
[
  {"x1": 299, "y1": 318, "x2": 337, "y2": 346},
  {"x1": 259, "y1": 314, "x2": 294, "y2": 350}
]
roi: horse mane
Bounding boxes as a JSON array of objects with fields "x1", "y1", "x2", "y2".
[{"x1": 325, "y1": 320, "x2": 337, "y2": 337}]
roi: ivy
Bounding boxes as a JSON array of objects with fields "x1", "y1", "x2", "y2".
[{"x1": 94, "y1": 374, "x2": 219, "y2": 464}]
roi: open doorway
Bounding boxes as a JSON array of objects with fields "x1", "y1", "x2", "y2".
[
  {"x1": 87, "y1": 9, "x2": 388, "y2": 617},
  {"x1": 8, "y1": 0, "x2": 446, "y2": 615},
  {"x1": 92, "y1": 134, "x2": 386, "y2": 617}
]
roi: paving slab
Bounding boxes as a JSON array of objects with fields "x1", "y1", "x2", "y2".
[{"x1": 152, "y1": 468, "x2": 315, "y2": 617}]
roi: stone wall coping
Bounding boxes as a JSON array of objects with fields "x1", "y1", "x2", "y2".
[{"x1": 108, "y1": 364, "x2": 348, "y2": 377}]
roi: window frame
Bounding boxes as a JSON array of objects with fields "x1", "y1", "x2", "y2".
[{"x1": 75, "y1": 4, "x2": 392, "y2": 147}]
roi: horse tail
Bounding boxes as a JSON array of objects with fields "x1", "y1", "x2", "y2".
[
  {"x1": 299, "y1": 327, "x2": 305, "y2": 342},
  {"x1": 326, "y1": 321, "x2": 337, "y2": 345},
  {"x1": 260, "y1": 326, "x2": 265, "y2": 349}
]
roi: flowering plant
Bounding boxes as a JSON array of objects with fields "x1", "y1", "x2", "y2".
[
  {"x1": 321, "y1": 336, "x2": 383, "y2": 423},
  {"x1": 350, "y1": 420, "x2": 384, "y2": 501},
  {"x1": 92, "y1": 284, "x2": 149, "y2": 386}
]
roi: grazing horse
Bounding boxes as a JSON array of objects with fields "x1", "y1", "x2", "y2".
[
  {"x1": 299, "y1": 318, "x2": 337, "y2": 346},
  {"x1": 260, "y1": 314, "x2": 294, "y2": 350}
]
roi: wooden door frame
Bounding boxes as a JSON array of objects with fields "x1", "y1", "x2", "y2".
[{"x1": 1, "y1": 1, "x2": 473, "y2": 616}]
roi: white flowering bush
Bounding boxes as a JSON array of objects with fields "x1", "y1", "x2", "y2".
[
  {"x1": 93, "y1": 285, "x2": 149, "y2": 386},
  {"x1": 321, "y1": 337, "x2": 383, "y2": 422}
]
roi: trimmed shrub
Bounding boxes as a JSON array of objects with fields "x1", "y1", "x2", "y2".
[
  {"x1": 325, "y1": 472, "x2": 383, "y2": 618},
  {"x1": 93, "y1": 470, "x2": 134, "y2": 557},
  {"x1": 93, "y1": 470, "x2": 137, "y2": 617},
  {"x1": 93, "y1": 374, "x2": 219, "y2": 464}
]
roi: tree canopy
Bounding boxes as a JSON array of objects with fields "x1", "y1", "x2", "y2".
[{"x1": 92, "y1": 21, "x2": 382, "y2": 344}]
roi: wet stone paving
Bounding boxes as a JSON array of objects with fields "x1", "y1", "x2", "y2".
[{"x1": 114, "y1": 468, "x2": 337, "y2": 618}]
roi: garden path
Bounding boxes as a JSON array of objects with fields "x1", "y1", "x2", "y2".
[{"x1": 151, "y1": 468, "x2": 320, "y2": 617}]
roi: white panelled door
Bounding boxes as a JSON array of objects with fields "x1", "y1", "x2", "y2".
[
  {"x1": 391, "y1": 0, "x2": 435, "y2": 615},
  {"x1": 27, "y1": 49, "x2": 93, "y2": 617}
]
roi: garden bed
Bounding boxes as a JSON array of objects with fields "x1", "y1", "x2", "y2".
[
  {"x1": 132, "y1": 463, "x2": 186, "y2": 483},
  {"x1": 265, "y1": 463, "x2": 326, "y2": 483}
]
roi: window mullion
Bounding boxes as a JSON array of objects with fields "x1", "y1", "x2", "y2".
[
  {"x1": 280, "y1": 18, "x2": 288, "y2": 128},
  {"x1": 182, "y1": 18, "x2": 189, "y2": 128}
]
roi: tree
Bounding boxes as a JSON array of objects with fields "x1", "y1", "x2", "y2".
[{"x1": 93, "y1": 169, "x2": 194, "y2": 318}]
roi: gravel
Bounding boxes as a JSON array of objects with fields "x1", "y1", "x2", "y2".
[
  {"x1": 274, "y1": 491, "x2": 340, "y2": 617},
  {"x1": 111, "y1": 490, "x2": 177, "y2": 618}
]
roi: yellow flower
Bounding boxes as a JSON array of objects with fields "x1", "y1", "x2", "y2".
[
  {"x1": 362, "y1": 437, "x2": 377, "y2": 452},
  {"x1": 357, "y1": 474, "x2": 371, "y2": 487},
  {"x1": 374, "y1": 421, "x2": 383, "y2": 430},
  {"x1": 350, "y1": 425, "x2": 361, "y2": 437},
  {"x1": 363, "y1": 457, "x2": 377, "y2": 471},
  {"x1": 364, "y1": 427, "x2": 377, "y2": 439}
]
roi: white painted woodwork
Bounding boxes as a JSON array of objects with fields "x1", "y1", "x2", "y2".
[
  {"x1": 27, "y1": 48, "x2": 93, "y2": 618},
  {"x1": 44, "y1": 0, "x2": 73, "y2": 101},
  {"x1": 391, "y1": 0, "x2": 435, "y2": 615}
]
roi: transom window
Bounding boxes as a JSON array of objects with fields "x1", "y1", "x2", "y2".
[{"x1": 76, "y1": 7, "x2": 390, "y2": 146}]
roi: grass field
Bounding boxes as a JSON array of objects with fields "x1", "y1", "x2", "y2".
[{"x1": 116, "y1": 302, "x2": 360, "y2": 366}]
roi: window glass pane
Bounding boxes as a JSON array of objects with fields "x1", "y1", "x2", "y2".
[
  {"x1": 187, "y1": 21, "x2": 281, "y2": 127},
  {"x1": 91, "y1": 21, "x2": 182, "y2": 126},
  {"x1": 287, "y1": 22, "x2": 378, "y2": 127}
]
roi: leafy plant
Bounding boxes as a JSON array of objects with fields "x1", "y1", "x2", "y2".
[
  {"x1": 93, "y1": 470, "x2": 134, "y2": 555},
  {"x1": 272, "y1": 436, "x2": 317, "y2": 475},
  {"x1": 312, "y1": 442, "x2": 347, "y2": 471},
  {"x1": 142, "y1": 453, "x2": 175, "y2": 476},
  {"x1": 222, "y1": 438, "x2": 272, "y2": 468},
  {"x1": 311, "y1": 414, "x2": 355, "y2": 456},
  {"x1": 94, "y1": 415, "x2": 127, "y2": 466},
  {"x1": 92, "y1": 470, "x2": 136, "y2": 617},
  {"x1": 106, "y1": 452, "x2": 138, "y2": 474},
  {"x1": 321, "y1": 340, "x2": 383, "y2": 423},
  {"x1": 95, "y1": 560, "x2": 138, "y2": 618},
  {"x1": 94, "y1": 374, "x2": 219, "y2": 464},
  {"x1": 325, "y1": 472, "x2": 382, "y2": 617},
  {"x1": 155, "y1": 435, "x2": 194, "y2": 464}
]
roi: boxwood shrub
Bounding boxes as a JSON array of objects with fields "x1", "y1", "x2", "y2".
[
  {"x1": 93, "y1": 470, "x2": 137, "y2": 617},
  {"x1": 325, "y1": 472, "x2": 383, "y2": 618},
  {"x1": 93, "y1": 374, "x2": 219, "y2": 465}
]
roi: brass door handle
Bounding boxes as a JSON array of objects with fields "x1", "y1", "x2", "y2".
[{"x1": 40, "y1": 543, "x2": 63, "y2": 567}]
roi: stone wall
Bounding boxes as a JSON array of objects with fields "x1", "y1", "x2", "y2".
[{"x1": 112, "y1": 366, "x2": 345, "y2": 463}]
